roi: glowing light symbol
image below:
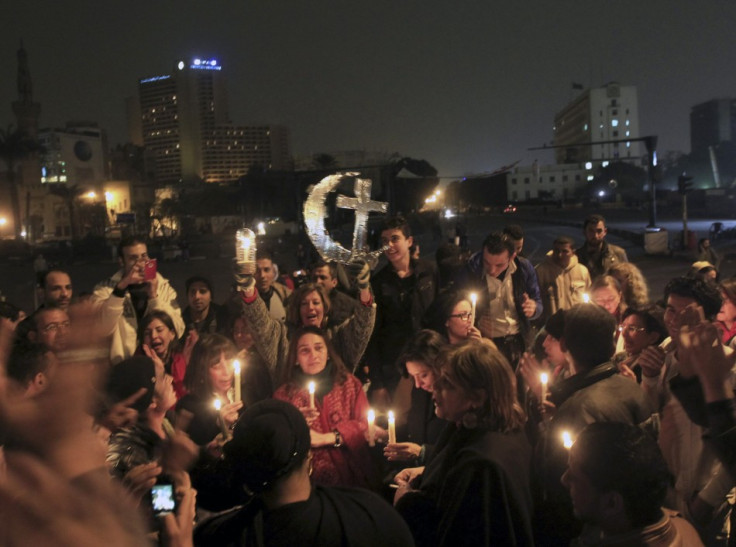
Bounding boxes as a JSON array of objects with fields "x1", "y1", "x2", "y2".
[{"x1": 303, "y1": 172, "x2": 388, "y2": 266}]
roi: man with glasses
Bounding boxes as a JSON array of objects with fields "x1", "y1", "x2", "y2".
[
  {"x1": 535, "y1": 236, "x2": 591, "y2": 324},
  {"x1": 576, "y1": 214, "x2": 628, "y2": 280},
  {"x1": 26, "y1": 305, "x2": 71, "y2": 354}
]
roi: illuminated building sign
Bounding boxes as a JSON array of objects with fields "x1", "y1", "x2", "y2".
[
  {"x1": 140, "y1": 75, "x2": 171, "y2": 84},
  {"x1": 190, "y1": 58, "x2": 221, "y2": 70}
]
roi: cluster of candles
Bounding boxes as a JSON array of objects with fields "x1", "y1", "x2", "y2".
[{"x1": 366, "y1": 408, "x2": 395, "y2": 447}]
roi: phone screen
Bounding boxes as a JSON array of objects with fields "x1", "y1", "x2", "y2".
[
  {"x1": 151, "y1": 483, "x2": 176, "y2": 515},
  {"x1": 144, "y1": 258, "x2": 158, "y2": 281}
]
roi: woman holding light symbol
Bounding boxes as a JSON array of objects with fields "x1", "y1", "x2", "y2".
[{"x1": 274, "y1": 326, "x2": 377, "y2": 489}]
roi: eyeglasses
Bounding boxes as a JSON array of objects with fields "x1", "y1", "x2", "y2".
[
  {"x1": 449, "y1": 312, "x2": 472, "y2": 321},
  {"x1": 42, "y1": 321, "x2": 71, "y2": 333},
  {"x1": 618, "y1": 325, "x2": 646, "y2": 335}
]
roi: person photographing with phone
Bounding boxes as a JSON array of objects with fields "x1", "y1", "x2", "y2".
[{"x1": 92, "y1": 236, "x2": 185, "y2": 365}]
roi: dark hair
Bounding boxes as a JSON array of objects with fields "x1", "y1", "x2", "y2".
[
  {"x1": 720, "y1": 277, "x2": 736, "y2": 307},
  {"x1": 286, "y1": 283, "x2": 331, "y2": 328},
  {"x1": 553, "y1": 235, "x2": 575, "y2": 247},
  {"x1": 663, "y1": 276, "x2": 722, "y2": 321},
  {"x1": 563, "y1": 304, "x2": 617, "y2": 369},
  {"x1": 184, "y1": 333, "x2": 237, "y2": 397},
  {"x1": 225, "y1": 399, "x2": 311, "y2": 494},
  {"x1": 39, "y1": 268, "x2": 71, "y2": 289},
  {"x1": 545, "y1": 309, "x2": 566, "y2": 340},
  {"x1": 437, "y1": 339, "x2": 526, "y2": 433},
  {"x1": 8, "y1": 342, "x2": 50, "y2": 387},
  {"x1": 185, "y1": 275, "x2": 213, "y2": 295},
  {"x1": 380, "y1": 215, "x2": 411, "y2": 238},
  {"x1": 583, "y1": 214, "x2": 606, "y2": 231},
  {"x1": 139, "y1": 310, "x2": 180, "y2": 361},
  {"x1": 482, "y1": 231, "x2": 515, "y2": 256},
  {"x1": 282, "y1": 326, "x2": 348, "y2": 386},
  {"x1": 574, "y1": 422, "x2": 672, "y2": 528},
  {"x1": 621, "y1": 306, "x2": 667, "y2": 344},
  {"x1": 255, "y1": 248, "x2": 274, "y2": 262},
  {"x1": 117, "y1": 235, "x2": 146, "y2": 258},
  {"x1": 30, "y1": 304, "x2": 67, "y2": 333},
  {"x1": 311, "y1": 259, "x2": 337, "y2": 280},
  {"x1": 502, "y1": 224, "x2": 524, "y2": 241},
  {"x1": 397, "y1": 329, "x2": 447, "y2": 377},
  {"x1": 423, "y1": 288, "x2": 472, "y2": 336}
]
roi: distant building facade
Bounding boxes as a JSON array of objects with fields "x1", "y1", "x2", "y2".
[
  {"x1": 39, "y1": 123, "x2": 108, "y2": 186},
  {"x1": 506, "y1": 163, "x2": 588, "y2": 202},
  {"x1": 553, "y1": 82, "x2": 641, "y2": 166},
  {"x1": 134, "y1": 57, "x2": 291, "y2": 185},
  {"x1": 690, "y1": 98, "x2": 736, "y2": 156}
]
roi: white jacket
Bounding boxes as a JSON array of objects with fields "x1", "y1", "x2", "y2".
[
  {"x1": 535, "y1": 252, "x2": 591, "y2": 322},
  {"x1": 92, "y1": 270, "x2": 184, "y2": 364}
]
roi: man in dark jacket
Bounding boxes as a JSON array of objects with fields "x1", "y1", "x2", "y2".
[
  {"x1": 536, "y1": 303, "x2": 651, "y2": 546},
  {"x1": 455, "y1": 231, "x2": 542, "y2": 368},
  {"x1": 576, "y1": 213, "x2": 628, "y2": 279},
  {"x1": 366, "y1": 216, "x2": 438, "y2": 408}
]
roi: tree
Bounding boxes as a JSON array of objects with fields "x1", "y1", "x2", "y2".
[
  {"x1": 0, "y1": 124, "x2": 40, "y2": 239},
  {"x1": 46, "y1": 183, "x2": 87, "y2": 240}
]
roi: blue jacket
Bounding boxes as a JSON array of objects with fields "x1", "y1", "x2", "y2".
[{"x1": 455, "y1": 251, "x2": 543, "y2": 340}]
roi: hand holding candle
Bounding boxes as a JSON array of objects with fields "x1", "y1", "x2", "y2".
[
  {"x1": 388, "y1": 410, "x2": 396, "y2": 445},
  {"x1": 233, "y1": 359, "x2": 242, "y2": 403},
  {"x1": 367, "y1": 408, "x2": 376, "y2": 447},
  {"x1": 308, "y1": 381, "x2": 316, "y2": 409},
  {"x1": 213, "y1": 398, "x2": 229, "y2": 437},
  {"x1": 540, "y1": 372, "x2": 548, "y2": 403},
  {"x1": 469, "y1": 292, "x2": 477, "y2": 326}
]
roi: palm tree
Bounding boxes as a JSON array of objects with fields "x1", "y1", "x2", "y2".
[
  {"x1": 0, "y1": 124, "x2": 40, "y2": 239},
  {"x1": 47, "y1": 183, "x2": 86, "y2": 240}
]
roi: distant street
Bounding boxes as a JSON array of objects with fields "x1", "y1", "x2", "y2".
[{"x1": 2, "y1": 209, "x2": 735, "y2": 314}]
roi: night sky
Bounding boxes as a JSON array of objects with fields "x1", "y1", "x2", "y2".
[{"x1": 3, "y1": 1, "x2": 736, "y2": 178}]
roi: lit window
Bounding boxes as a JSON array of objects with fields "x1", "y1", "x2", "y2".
[
  {"x1": 625, "y1": 120, "x2": 630, "y2": 126},
  {"x1": 585, "y1": 162, "x2": 593, "y2": 170},
  {"x1": 612, "y1": 119, "x2": 619, "y2": 127},
  {"x1": 583, "y1": 123, "x2": 588, "y2": 131},
  {"x1": 602, "y1": 161, "x2": 609, "y2": 167},
  {"x1": 587, "y1": 175, "x2": 594, "y2": 181},
  {"x1": 625, "y1": 131, "x2": 630, "y2": 137}
]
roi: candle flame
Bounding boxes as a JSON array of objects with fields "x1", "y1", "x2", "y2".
[
  {"x1": 233, "y1": 359, "x2": 241, "y2": 374},
  {"x1": 388, "y1": 410, "x2": 395, "y2": 422},
  {"x1": 213, "y1": 398, "x2": 222, "y2": 411},
  {"x1": 562, "y1": 430, "x2": 573, "y2": 449},
  {"x1": 582, "y1": 293, "x2": 590, "y2": 303},
  {"x1": 367, "y1": 408, "x2": 375, "y2": 422},
  {"x1": 469, "y1": 292, "x2": 477, "y2": 304},
  {"x1": 308, "y1": 381, "x2": 316, "y2": 395},
  {"x1": 540, "y1": 372, "x2": 549, "y2": 385}
]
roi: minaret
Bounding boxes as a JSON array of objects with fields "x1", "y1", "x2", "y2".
[{"x1": 12, "y1": 40, "x2": 41, "y2": 140}]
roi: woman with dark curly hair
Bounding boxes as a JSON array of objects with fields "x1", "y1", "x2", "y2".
[
  {"x1": 394, "y1": 339, "x2": 533, "y2": 546},
  {"x1": 273, "y1": 325, "x2": 377, "y2": 490},
  {"x1": 137, "y1": 310, "x2": 187, "y2": 399}
]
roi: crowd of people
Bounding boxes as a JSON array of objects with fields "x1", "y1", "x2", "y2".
[{"x1": 0, "y1": 212, "x2": 735, "y2": 546}]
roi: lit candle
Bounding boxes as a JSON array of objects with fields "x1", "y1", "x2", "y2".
[
  {"x1": 367, "y1": 408, "x2": 376, "y2": 447},
  {"x1": 308, "y1": 381, "x2": 316, "y2": 409},
  {"x1": 540, "y1": 372, "x2": 548, "y2": 403},
  {"x1": 469, "y1": 292, "x2": 477, "y2": 325},
  {"x1": 233, "y1": 359, "x2": 242, "y2": 403},
  {"x1": 388, "y1": 410, "x2": 396, "y2": 445},
  {"x1": 561, "y1": 430, "x2": 573, "y2": 450},
  {"x1": 213, "y1": 398, "x2": 229, "y2": 437},
  {"x1": 582, "y1": 292, "x2": 590, "y2": 303}
]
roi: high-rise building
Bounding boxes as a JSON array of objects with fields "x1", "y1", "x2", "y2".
[
  {"x1": 552, "y1": 82, "x2": 641, "y2": 166},
  {"x1": 690, "y1": 98, "x2": 736, "y2": 156},
  {"x1": 135, "y1": 57, "x2": 290, "y2": 184}
]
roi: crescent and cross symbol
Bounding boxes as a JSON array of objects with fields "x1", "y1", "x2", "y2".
[{"x1": 303, "y1": 172, "x2": 389, "y2": 267}]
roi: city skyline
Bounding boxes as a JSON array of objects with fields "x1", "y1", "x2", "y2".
[{"x1": 3, "y1": 1, "x2": 736, "y2": 179}]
